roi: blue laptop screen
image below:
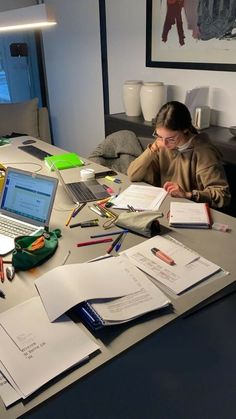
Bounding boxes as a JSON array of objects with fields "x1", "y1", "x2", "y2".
[{"x1": 1, "y1": 170, "x2": 56, "y2": 224}]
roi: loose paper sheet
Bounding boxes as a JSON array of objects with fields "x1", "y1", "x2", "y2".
[
  {"x1": 91, "y1": 264, "x2": 170, "y2": 323},
  {"x1": 123, "y1": 236, "x2": 223, "y2": 294},
  {"x1": 0, "y1": 297, "x2": 99, "y2": 398},
  {"x1": 35, "y1": 256, "x2": 143, "y2": 321}
]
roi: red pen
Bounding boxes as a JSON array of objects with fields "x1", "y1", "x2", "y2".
[
  {"x1": 151, "y1": 247, "x2": 175, "y2": 266},
  {"x1": 76, "y1": 238, "x2": 113, "y2": 247},
  {"x1": 0, "y1": 257, "x2": 4, "y2": 282}
]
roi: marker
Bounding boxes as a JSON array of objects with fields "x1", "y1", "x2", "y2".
[
  {"x1": 80, "y1": 221, "x2": 99, "y2": 228},
  {"x1": 151, "y1": 247, "x2": 175, "y2": 266},
  {"x1": 89, "y1": 205, "x2": 104, "y2": 217},
  {"x1": 76, "y1": 238, "x2": 113, "y2": 248},
  {"x1": 70, "y1": 219, "x2": 99, "y2": 228},
  {"x1": 105, "y1": 176, "x2": 122, "y2": 184}
]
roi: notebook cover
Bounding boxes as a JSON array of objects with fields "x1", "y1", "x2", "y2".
[{"x1": 45, "y1": 152, "x2": 84, "y2": 171}]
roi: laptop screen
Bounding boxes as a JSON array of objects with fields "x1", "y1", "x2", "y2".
[{"x1": 0, "y1": 167, "x2": 58, "y2": 226}]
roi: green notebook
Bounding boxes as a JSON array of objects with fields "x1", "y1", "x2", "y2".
[{"x1": 44, "y1": 152, "x2": 84, "y2": 171}]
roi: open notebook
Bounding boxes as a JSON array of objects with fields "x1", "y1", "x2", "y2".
[{"x1": 0, "y1": 167, "x2": 58, "y2": 255}]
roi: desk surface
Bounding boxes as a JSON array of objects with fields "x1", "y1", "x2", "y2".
[{"x1": 1, "y1": 137, "x2": 236, "y2": 419}]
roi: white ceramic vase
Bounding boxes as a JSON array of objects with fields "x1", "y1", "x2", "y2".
[
  {"x1": 122, "y1": 80, "x2": 142, "y2": 117},
  {"x1": 140, "y1": 82, "x2": 165, "y2": 122}
]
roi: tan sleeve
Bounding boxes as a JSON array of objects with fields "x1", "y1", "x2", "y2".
[
  {"x1": 195, "y1": 163, "x2": 231, "y2": 208},
  {"x1": 127, "y1": 147, "x2": 160, "y2": 185}
]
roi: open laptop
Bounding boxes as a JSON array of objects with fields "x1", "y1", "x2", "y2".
[
  {"x1": 53, "y1": 165, "x2": 110, "y2": 204},
  {"x1": 0, "y1": 167, "x2": 58, "y2": 255}
]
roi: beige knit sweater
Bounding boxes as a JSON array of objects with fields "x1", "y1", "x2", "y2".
[{"x1": 127, "y1": 133, "x2": 231, "y2": 209}]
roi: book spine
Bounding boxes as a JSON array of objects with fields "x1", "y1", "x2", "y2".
[{"x1": 204, "y1": 203, "x2": 212, "y2": 227}]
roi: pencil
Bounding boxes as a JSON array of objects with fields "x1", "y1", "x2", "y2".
[
  {"x1": 61, "y1": 250, "x2": 71, "y2": 265},
  {"x1": 65, "y1": 208, "x2": 75, "y2": 226}
]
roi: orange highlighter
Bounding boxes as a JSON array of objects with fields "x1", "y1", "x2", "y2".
[{"x1": 151, "y1": 247, "x2": 175, "y2": 266}]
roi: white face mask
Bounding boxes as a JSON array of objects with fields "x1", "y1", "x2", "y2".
[{"x1": 177, "y1": 136, "x2": 194, "y2": 152}]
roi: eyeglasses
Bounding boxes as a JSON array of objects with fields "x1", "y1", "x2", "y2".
[{"x1": 152, "y1": 130, "x2": 179, "y2": 144}]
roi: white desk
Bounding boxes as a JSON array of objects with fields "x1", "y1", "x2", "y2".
[{"x1": 1, "y1": 137, "x2": 236, "y2": 419}]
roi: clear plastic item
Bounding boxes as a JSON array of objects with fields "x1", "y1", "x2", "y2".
[{"x1": 211, "y1": 222, "x2": 229, "y2": 232}]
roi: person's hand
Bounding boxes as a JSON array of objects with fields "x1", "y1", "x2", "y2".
[
  {"x1": 150, "y1": 139, "x2": 164, "y2": 153},
  {"x1": 163, "y1": 181, "x2": 190, "y2": 198}
]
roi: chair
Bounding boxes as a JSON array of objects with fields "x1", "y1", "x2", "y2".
[
  {"x1": 88, "y1": 130, "x2": 143, "y2": 174},
  {"x1": 0, "y1": 97, "x2": 51, "y2": 143}
]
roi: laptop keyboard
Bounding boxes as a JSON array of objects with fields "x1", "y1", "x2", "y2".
[
  {"x1": 69, "y1": 182, "x2": 96, "y2": 202},
  {"x1": 18, "y1": 145, "x2": 52, "y2": 160},
  {"x1": 0, "y1": 216, "x2": 36, "y2": 238}
]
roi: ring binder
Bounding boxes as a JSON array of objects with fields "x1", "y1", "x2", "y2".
[{"x1": 77, "y1": 302, "x2": 104, "y2": 330}]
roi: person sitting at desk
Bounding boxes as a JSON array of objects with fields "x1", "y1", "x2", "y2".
[{"x1": 127, "y1": 101, "x2": 231, "y2": 209}]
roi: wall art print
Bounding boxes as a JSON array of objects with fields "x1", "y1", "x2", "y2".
[{"x1": 146, "y1": 0, "x2": 236, "y2": 71}]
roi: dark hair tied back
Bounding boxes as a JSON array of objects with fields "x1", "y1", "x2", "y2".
[{"x1": 155, "y1": 101, "x2": 198, "y2": 134}]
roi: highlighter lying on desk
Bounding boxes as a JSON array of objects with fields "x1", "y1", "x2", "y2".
[{"x1": 151, "y1": 247, "x2": 175, "y2": 266}]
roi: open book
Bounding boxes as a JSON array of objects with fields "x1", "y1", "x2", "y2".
[
  {"x1": 169, "y1": 202, "x2": 212, "y2": 228},
  {"x1": 35, "y1": 256, "x2": 170, "y2": 327},
  {"x1": 111, "y1": 184, "x2": 167, "y2": 210}
]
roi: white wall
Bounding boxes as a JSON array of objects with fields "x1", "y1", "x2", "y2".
[
  {"x1": 41, "y1": 0, "x2": 236, "y2": 158},
  {"x1": 106, "y1": 0, "x2": 236, "y2": 128},
  {"x1": 42, "y1": 0, "x2": 105, "y2": 156}
]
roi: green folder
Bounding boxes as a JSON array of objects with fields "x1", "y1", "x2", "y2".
[{"x1": 44, "y1": 152, "x2": 84, "y2": 171}]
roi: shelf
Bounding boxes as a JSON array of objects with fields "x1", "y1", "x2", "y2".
[{"x1": 105, "y1": 113, "x2": 236, "y2": 165}]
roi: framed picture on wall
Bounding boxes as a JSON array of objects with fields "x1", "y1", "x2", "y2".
[{"x1": 146, "y1": 0, "x2": 236, "y2": 71}]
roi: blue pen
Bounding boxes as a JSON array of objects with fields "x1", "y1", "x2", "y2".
[
  {"x1": 90, "y1": 230, "x2": 129, "y2": 238},
  {"x1": 115, "y1": 232, "x2": 127, "y2": 252}
]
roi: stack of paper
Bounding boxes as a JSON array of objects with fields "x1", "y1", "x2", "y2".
[
  {"x1": 35, "y1": 256, "x2": 170, "y2": 324},
  {"x1": 0, "y1": 297, "x2": 99, "y2": 406}
]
